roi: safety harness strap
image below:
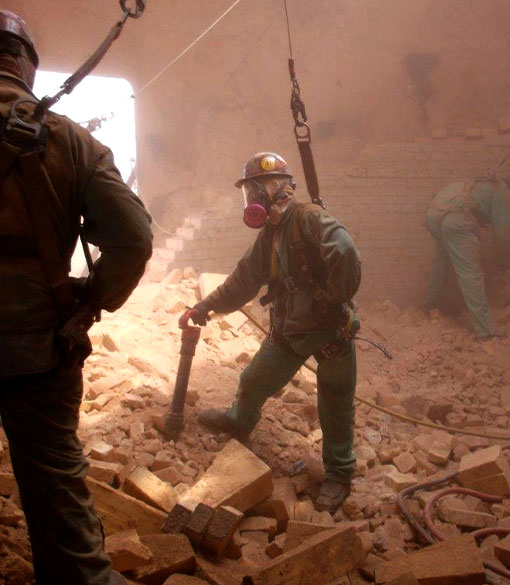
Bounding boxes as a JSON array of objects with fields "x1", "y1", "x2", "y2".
[
  {"x1": 294, "y1": 124, "x2": 323, "y2": 208},
  {"x1": 0, "y1": 110, "x2": 75, "y2": 321}
]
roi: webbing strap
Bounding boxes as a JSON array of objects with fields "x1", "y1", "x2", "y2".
[{"x1": 295, "y1": 126, "x2": 323, "y2": 208}]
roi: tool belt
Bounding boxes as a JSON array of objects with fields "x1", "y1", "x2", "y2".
[{"x1": 314, "y1": 339, "x2": 349, "y2": 363}]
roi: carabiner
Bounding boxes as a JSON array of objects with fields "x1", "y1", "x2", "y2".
[
  {"x1": 294, "y1": 121, "x2": 311, "y2": 142},
  {"x1": 119, "y1": 0, "x2": 147, "y2": 19}
]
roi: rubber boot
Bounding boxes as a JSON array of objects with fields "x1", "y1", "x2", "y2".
[
  {"x1": 197, "y1": 408, "x2": 250, "y2": 439},
  {"x1": 477, "y1": 325, "x2": 507, "y2": 341},
  {"x1": 315, "y1": 479, "x2": 351, "y2": 513}
]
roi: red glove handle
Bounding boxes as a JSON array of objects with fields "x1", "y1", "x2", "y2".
[{"x1": 178, "y1": 308, "x2": 197, "y2": 329}]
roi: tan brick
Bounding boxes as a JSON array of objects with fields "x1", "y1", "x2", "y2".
[
  {"x1": 458, "y1": 445, "x2": 510, "y2": 495},
  {"x1": 283, "y1": 520, "x2": 333, "y2": 553},
  {"x1": 203, "y1": 505, "x2": 244, "y2": 556},
  {"x1": 240, "y1": 516, "x2": 277, "y2": 536},
  {"x1": 86, "y1": 478, "x2": 167, "y2": 536},
  {"x1": 438, "y1": 504, "x2": 497, "y2": 529},
  {"x1": 198, "y1": 273, "x2": 228, "y2": 299},
  {"x1": 88, "y1": 459, "x2": 123, "y2": 487},
  {"x1": 374, "y1": 534, "x2": 485, "y2": 584},
  {"x1": 180, "y1": 439, "x2": 272, "y2": 512},
  {"x1": 104, "y1": 529, "x2": 153, "y2": 572},
  {"x1": 130, "y1": 534, "x2": 196, "y2": 584},
  {"x1": 183, "y1": 503, "x2": 215, "y2": 547},
  {"x1": 393, "y1": 452, "x2": 417, "y2": 474},
  {"x1": 384, "y1": 470, "x2": 417, "y2": 492},
  {"x1": 162, "y1": 502, "x2": 195, "y2": 534},
  {"x1": 124, "y1": 467, "x2": 178, "y2": 513},
  {"x1": 494, "y1": 535, "x2": 510, "y2": 568},
  {"x1": 90, "y1": 441, "x2": 115, "y2": 462},
  {"x1": 248, "y1": 527, "x2": 365, "y2": 585},
  {"x1": 426, "y1": 441, "x2": 451, "y2": 466}
]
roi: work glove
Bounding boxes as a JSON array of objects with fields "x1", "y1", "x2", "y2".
[
  {"x1": 57, "y1": 304, "x2": 97, "y2": 365},
  {"x1": 326, "y1": 302, "x2": 360, "y2": 339},
  {"x1": 340, "y1": 305, "x2": 361, "y2": 339},
  {"x1": 180, "y1": 302, "x2": 210, "y2": 327}
]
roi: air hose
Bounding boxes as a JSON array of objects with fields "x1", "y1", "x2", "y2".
[{"x1": 239, "y1": 307, "x2": 510, "y2": 443}]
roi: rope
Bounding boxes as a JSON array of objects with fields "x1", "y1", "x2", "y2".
[
  {"x1": 238, "y1": 306, "x2": 510, "y2": 442},
  {"x1": 283, "y1": 0, "x2": 293, "y2": 59},
  {"x1": 135, "y1": 0, "x2": 245, "y2": 97}
]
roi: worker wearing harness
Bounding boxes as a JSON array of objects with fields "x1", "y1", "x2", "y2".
[
  {"x1": 0, "y1": 11, "x2": 152, "y2": 585},
  {"x1": 188, "y1": 152, "x2": 361, "y2": 512},
  {"x1": 425, "y1": 179, "x2": 510, "y2": 340}
]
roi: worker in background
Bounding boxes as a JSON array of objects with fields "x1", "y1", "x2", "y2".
[
  {"x1": 0, "y1": 11, "x2": 152, "y2": 585},
  {"x1": 184, "y1": 152, "x2": 361, "y2": 512},
  {"x1": 425, "y1": 178, "x2": 510, "y2": 340}
]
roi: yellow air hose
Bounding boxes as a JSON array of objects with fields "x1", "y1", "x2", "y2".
[{"x1": 239, "y1": 307, "x2": 510, "y2": 443}]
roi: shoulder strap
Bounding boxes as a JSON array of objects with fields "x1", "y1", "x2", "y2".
[{"x1": 0, "y1": 103, "x2": 75, "y2": 321}]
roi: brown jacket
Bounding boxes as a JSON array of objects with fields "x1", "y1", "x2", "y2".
[{"x1": 0, "y1": 74, "x2": 152, "y2": 376}]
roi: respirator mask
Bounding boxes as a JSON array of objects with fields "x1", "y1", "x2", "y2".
[
  {"x1": 242, "y1": 180, "x2": 270, "y2": 229},
  {"x1": 242, "y1": 178, "x2": 296, "y2": 229}
]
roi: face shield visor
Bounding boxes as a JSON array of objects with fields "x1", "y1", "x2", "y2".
[{"x1": 241, "y1": 180, "x2": 269, "y2": 229}]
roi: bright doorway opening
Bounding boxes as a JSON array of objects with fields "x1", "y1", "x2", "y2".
[{"x1": 33, "y1": 72, "x2": 137, "y2": 275}]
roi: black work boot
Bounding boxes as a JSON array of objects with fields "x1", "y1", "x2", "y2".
[
  {"x1": 109, "y1": 570, "x2": 129, "y2": 585},
  {"x1": 476, "y1": 325, "x2": 506, "y2": 341},
  {"x1": 197, "y1": 408, "x2": 250, "y2": 439},
  {"x1": 315, "y1": 479, "x2": 351, "y2": 513}
]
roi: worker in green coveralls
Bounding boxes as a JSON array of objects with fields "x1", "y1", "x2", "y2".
[
  {"x1": 425, "y1": 179, "x2": 510, "y2": 339},
  {"x1": 183, "y1": 152, "x2": 361, "y2": 512}
]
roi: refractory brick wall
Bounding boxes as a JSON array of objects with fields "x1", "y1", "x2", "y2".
[{"x1": 166, "y1": 135, "x2": 510, "y2": 306}]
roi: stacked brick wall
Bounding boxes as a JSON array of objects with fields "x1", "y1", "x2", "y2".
[{"x1": 169, "y1": 137, "x2": 510, "y2": 306}]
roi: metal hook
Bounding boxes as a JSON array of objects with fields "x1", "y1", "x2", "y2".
[
  {"x1": 6, "y1": 98, "x2": 46, "y2": 142},
  {"x1": 294, "y1": 122, "x2": 311, "y2": 141},
  {"x1": 119, "y1": 0, "x2": 147, "y2": 19}
]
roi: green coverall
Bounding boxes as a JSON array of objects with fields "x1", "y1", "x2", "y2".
[
  {"x1": 203, "y1": 201, "x2": 361, "y2": 483},
  {"x1": 425, "y1": 180, "x2": 510, "y2": 337},
  {"x1": 0, "y1": 73, "x2": 152, "y2": 585}
]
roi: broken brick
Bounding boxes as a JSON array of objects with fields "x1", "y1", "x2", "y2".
[
  {"x1": 203, "y1": 505, "x2": 243, "y2": 556},
  {"x1": 246, "y1": 526, "x2": 365, "y2": 585},
  {"x1": 181, "y1": 439, "x2": 272, "y2": 512},
  {"x1": 183, "y1": 503, "x2": 215, "y2": 547},
  {"x1": 374, "y1": 534, "x2": 485, "y2": 584},
  {"x1": 128, "y1": 533, "x2": 195, "y2": 584},
  {"x1": 494, "y1": 535, "x2": 510, "y2": 568},
  {"x1": 124, "y1": 467, "x2": 178, "y2": 513},
  {"x1": 105, "y1": 529, "x2": 153, "y2": 572},
  {"x1": 458, "y1": 445, "x2": 510, "y2": 496},
  {"x1": 162, "y1": 502, "x2": 194, "y2": 534}
]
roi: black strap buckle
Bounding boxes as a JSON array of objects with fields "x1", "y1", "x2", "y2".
[
  {"x1": 283, "y1": 276, "x2": 298, "y2": 294},
  {"x1": 120, "y1": 0, "x2": 147, "y2": 18},
  {"x1": 319, "y1": 342, "x2": 342, "y2": 361},
  {"x1": 2, "y1": 98, "x2": 47, "y2": 153}
]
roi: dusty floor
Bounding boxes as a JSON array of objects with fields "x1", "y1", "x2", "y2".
[{"x1": 1, "y1": 258, "x2": 510, "y2": 584}]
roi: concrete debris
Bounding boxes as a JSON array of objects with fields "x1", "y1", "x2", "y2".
[{"x1": 3, "y1": 268, "x2": 510, "y2": 583}]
